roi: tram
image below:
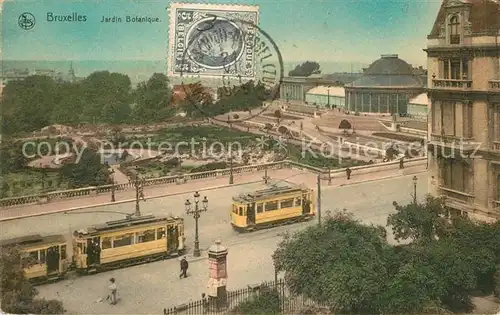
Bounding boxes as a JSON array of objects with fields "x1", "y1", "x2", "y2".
[
  {"x1": 73, "y1": 215, "x2": 185, "y2": 273},
  {"x1": 1, "y1": 214, "x2": 185, "y2": 282},
  {"x1": 0, "y1": 234, "x2": 69, "y2": 283},
  {"x1": 231, "y1": 182, "x2": 315, "y2": 232}
]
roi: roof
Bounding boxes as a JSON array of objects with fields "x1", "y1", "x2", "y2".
[
  {"x1": 306, "y1": 86, "x2": 345, "y2": 97},
  {"x1": 345, "y1": 55, "x2": 425, "y2": 88},
  {"x1": 74, "y1": 215, "x2": 182, "y2": 236},
  {"x1": 409, "y1": 93, "x2": 429, "y2": 105},
  {"x1": 233, "y1": 182, "x2": 308, "y2": 203},
  {"x1": 0, "y1": 234, "x2": 66, "y2": 249},
  {"x1": 429, "y1": 0, "x2": 500, "y2": 37}
]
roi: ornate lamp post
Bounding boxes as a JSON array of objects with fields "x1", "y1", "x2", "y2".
[
  {"x1": 40, "y1": 163, "x2": 46, "y2": 190},
  {"x1": 185, "y1": 191, "x2": 208, "y2": 257},
  {"x1": 228, "y1": 114, "x2": 234, "y2": 185},
  {"x1": 109, "y1": 168, "x2": 116, "y2": 202},
  {"x1": 263, "y1": 167, "x2": 270, "y2": 184},
  {"x1": 133, "y1": 166, "x2": 145, "y2": 217},
  {"x1": 412, "y1": 175, "x2": 418, "y2": 204}
]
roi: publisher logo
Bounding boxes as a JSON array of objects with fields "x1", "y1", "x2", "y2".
[{"x1": 19, "y1": 12, "x2": 35, "y2": 30}]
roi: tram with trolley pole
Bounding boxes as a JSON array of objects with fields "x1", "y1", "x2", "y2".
[{"x1": 231, "y1": 182, "x2": 315, "y2": 232}]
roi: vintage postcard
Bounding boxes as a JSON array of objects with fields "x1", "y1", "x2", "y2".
[{"x1": 2, "y1": 0, "x2": 500, "y2": 314}]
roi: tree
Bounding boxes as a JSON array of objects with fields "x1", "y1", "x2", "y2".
[
  {"x1": 387, "y1": 195, "x2": 450, "y2": 244},
  {"x1": 273, "y1": 212, "x2": 390, "y2": 313},
  {"x1": 133, "y1": 73, "x2": 174, "y2": 123},
  {"x1": 81, "y1": 71, "x2": 132, "y2": 124},
  {"x1": 0, "y1": 246, "x2": 64, "y2": 314},
  {"x1": 60, "y1": 146, "x2": 110, "y2": 188},
  {"x1": 338, "y1": 119, "x2": 352, "y2": 134},
  {"x1": 288, "y1": 61, "x2": 321, "y2": 77}
]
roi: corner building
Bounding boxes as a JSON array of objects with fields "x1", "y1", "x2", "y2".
[{"x1": 425, "y1": 0, "x2": 500, "y2": 220}]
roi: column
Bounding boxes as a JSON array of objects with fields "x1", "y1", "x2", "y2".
[
  {"x1": 448, "y1": 59, "x2": 451, "y2": 79},
  {"x1": 369, "y1": 93, "x2": 372, "y2": 112},
  {"x1": 207, "y1": 240, "x2": 228, "y2": 309},
  {"x1": 396, "y1": 94, "x2": 399, "y2": 114}
]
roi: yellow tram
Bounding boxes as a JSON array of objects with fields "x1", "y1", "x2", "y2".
[
  {"x1": 231, "y1": 182, "x2": 315, "y2": 232},
  {"x1": 73, "y1": 215, "x2": 185, "y2": 273},
  {"x1": 0, "y1": 234, "x2": 69, "y2": 283}
]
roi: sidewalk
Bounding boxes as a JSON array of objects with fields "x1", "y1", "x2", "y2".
[{"x1": 0, "y1": 164, "x2": 427, "y2": 221}]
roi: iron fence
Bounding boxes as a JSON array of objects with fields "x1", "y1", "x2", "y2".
[{"x1": 163, "y1": 279, "x2": 329, "y2": 315}]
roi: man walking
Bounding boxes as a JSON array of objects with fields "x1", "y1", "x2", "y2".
[
  {"x1": 179, "y1": 256, "x2": 189, "y2": 279},
  {"x1": 108, "y1": 278, "x2": 117, "y2": 305},
  {"x1": 346, "y1": 167, "x2": 352, "y2": 180}
]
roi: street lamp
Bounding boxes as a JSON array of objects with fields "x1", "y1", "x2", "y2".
[
  {"x1": 327, "y1": 86, "x2": 331, "y2": 109},
  {"x1": 40, "y1": 163, "x2": 46, "y2": 190},
  {"x1": 185, "y1": 191, "x2": 208, "y2": 257},
  {"x1": 228, "y1": 114, "x2": 234, "y2": 185},
  {"x1": 109, "y1": 168, "x2": 116, "y2": 202},
  {"x1": 263, "y1": 167, "x2": 270, "y2": 184},
  {"x1": 412, "y1": 175, "x2": 418, "y2": 204},
  {"x1": 133, "y1": 166, "x2": 145, "y2": 217}
]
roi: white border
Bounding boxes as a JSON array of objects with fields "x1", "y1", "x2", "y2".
[{"x1": 167, "y1": 2, "x2": 259, "y2": 77}]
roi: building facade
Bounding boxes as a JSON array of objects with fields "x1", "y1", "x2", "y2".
[
  {"x1": 305, "y1": 86, "x2": 345, "y2": 108},
  {"x1": 407, "y1": 93, "x2": 429, "y2": 117},
  {"x1": 279, "y1": 75, "x2": 342, "y2": 102},
  {"x1": 426, "y1": 0, "x2": 500, "y2": 220},
  {"x1": 344, "y1": 54, "x2": 426, "y2": 114}
]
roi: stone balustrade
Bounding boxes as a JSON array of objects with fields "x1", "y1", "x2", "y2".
[
  {"x1": 439, "y1": 186, "x2": 475, "y2": 204},
  {"x1": 489, "y1": 80, "x2": 500, "y2": 91},
  {"x1": 493, "y1": 141, "x2": 500, "y2": 151},
  {"x1": 0, "y1": 157, "x2": 427, "y2": 208},
  {"x1": 432, "y1": 79, "x2": 472, "y2": 89}
]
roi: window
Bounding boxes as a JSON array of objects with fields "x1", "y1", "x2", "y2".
[
  {"x1": 294, "y1": 197, "x2": 302, "y2": 206},
  {"x1": 280, "y1": 198, "x2": 294, "y2": 209},
  {"x1": 239, "y1": 207, "x2": 243, "y2": 216},
  {"x1": 449, "y1": 15, "x2": 460, "y2": 44},
  {"x1": 463, "y1": 102, "x2": 473, "y2": 138},
  {"x1": 496, "y1": 175, "x2": 500, "y2": 201},
  {"x1": 442, "y1": 159, "x2": 469, "y2": 192},
  {"x1": 157, "y1": 227, "x2": 166, "y2": 239},
  {"x1": 113, "y1": 233, "x2": 134, "y2": 248},
  {"x1": 494, "y1": 104, "x2": 500, "y2": 142},
  {"x1": 443, "y1": 58, "x2": 468, "y2": 80},
  {"x1": 102, "y1": 237, "x2": 112, "y2": 249},
  {"x1": 256, "y1": 203, "x2": 263, "y2": 213},
  {"x1": 440, "y1": 101, "x2": 455, "y2": 135},
  {"x1": 29, "y1": 251, "x2": 38, "y2": 263},
  {"x1": 265, "y1": 201, "x2": 279, "y2": 211},
  {"x1": 60, "y1": 245, "x2": 67, "y2": 259},
  {"x1": 39, "y1": 249, "x2": 46, "y2": 264},
  {"x1": 137, "y1": 229, "x2": 156, "y2": 243},
  {"x1": 232, "y1": 205, "x2": 238, "y2": 214}
]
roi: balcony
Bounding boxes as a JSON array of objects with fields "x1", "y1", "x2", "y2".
[
  {"x1": 430, "y1": 134, "x2": 477, "y2": 151},
  {"x1": 439, "y1": 186, "x2": 475, "y2": 204},
  {"x1": 432, "y1": 79, "x2": 472, "y2": 90},
  {"x1": 489, "y1": 80, "x2": 500, "y2": 91},
  {"x1": 493, "y1": 141, "x2": 500, "y2": 151}
]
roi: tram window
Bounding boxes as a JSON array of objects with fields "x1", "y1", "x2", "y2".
[
  {"x1": 265, "y1": 201, "x2": 279, "y2": 211},
  {"x1": 157, "y1": 227, "x2": 166, "y2": 239},
  {"x1": 295, "y1": 197, "x2": 302, "y2": 206},
  {"x1": 137, "y1": 229, "x2": 156, "y2": 243},
  {"x1": 238, "y1": 207, "x2": 243, "y2": 216},
  {"x1": 113, "y1": 233, "x2": 134, "y2": 248},
  {"x1": 39, "y1": 249, "x2": 46, "y2": 264},
  {"x1": 256, "y1": 203, "x2": 263, "y2": 213},
  {"x1": 102, "y1": 237, "x2": 112, "y2": 249},
  {"x1": 27, "y1": 251, "x2": 39, "y2": 264},
  {"x1": 232, "y1": 205, "x2": 238, "y2": 214},
  {"x1": 60, "y1": 245, "x2": 67, "y2": 259},
  {"x1": 280, "y1": 198, "x2": 294, "y2": 209}
]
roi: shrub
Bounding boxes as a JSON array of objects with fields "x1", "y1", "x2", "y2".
[{"x1": 232, "y1": 289, "x2": 281, "y2": 315}]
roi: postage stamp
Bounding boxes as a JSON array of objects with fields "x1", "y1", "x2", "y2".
[{"x1": 168, "y1": 3, "x2": 259, "y2": 78}]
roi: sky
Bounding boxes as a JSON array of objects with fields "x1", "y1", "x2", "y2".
[{"x1": 2, "y1": 0, "x2": 442, "y2": 67}]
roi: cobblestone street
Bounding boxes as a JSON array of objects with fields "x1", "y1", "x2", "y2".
[{"x1": 24, "y1": 174, "x2": 429, "y2": 314}]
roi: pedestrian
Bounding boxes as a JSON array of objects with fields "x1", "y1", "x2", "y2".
[
  {"x1": 108, "y1": 278, "x2": 117, "y2": 305},
  {"x1": 399, "y1": 157, "x2": 404, "y2": 169},
  {"x1": 346, "y1": 167, "x2": 351, "y2": 180},
  {"x1": 179, "y1": 256, "x2": 189, "y2": 279}
]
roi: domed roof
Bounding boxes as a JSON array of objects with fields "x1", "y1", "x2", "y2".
[
  {"x1": 364, "y1": 54, "x2": 413, "y2": 75},
  {"x1": 346, "y1": 54, "x2": 425, "y2": 88}
]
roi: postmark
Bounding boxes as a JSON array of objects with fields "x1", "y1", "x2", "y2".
[{"x1": 168, "y1": 3, "x2": 284, "y2": 123}]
